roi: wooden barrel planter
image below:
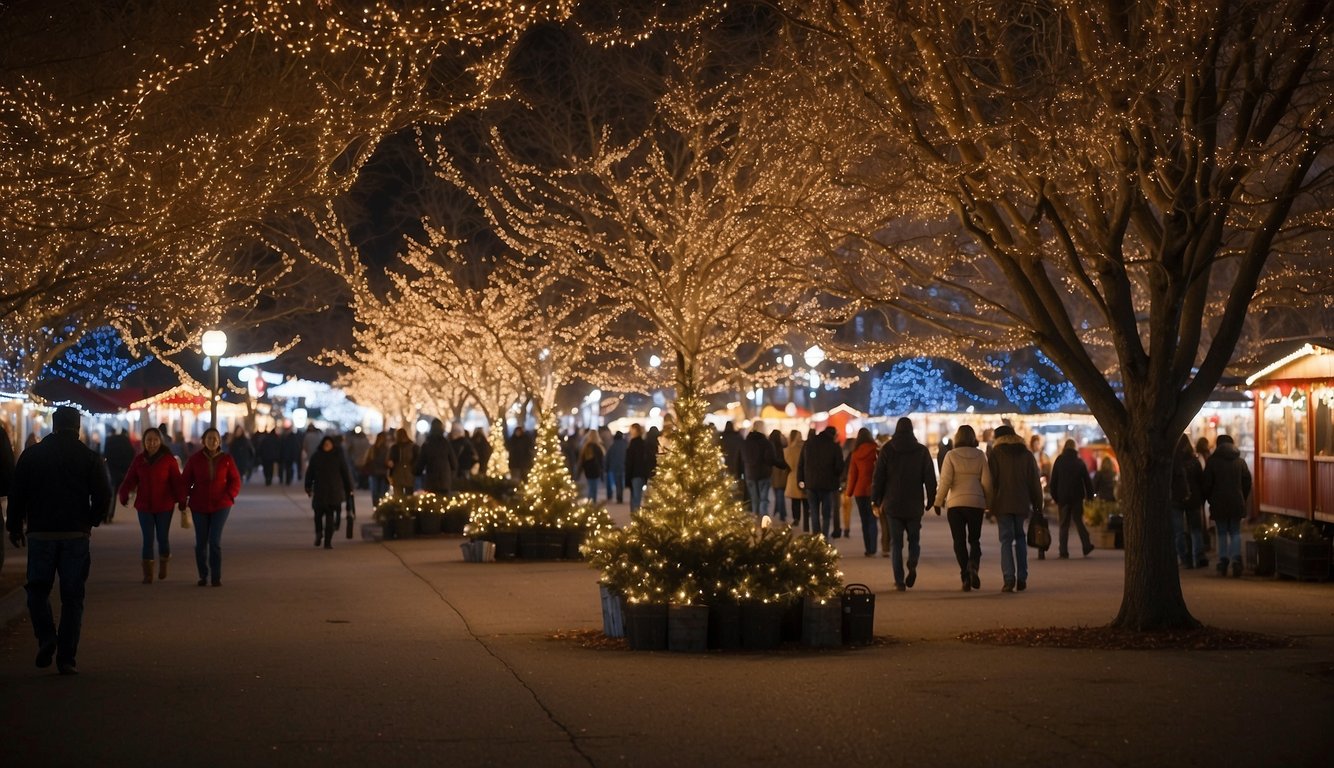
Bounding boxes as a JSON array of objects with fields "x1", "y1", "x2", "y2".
[{"x1": 1274, "y1": 536, "x2": 1332, "y2": 581}]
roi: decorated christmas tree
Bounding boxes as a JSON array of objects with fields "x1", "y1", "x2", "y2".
[
  {"x1": 586, "y1": 396, "x2": 842, "y2": 605},
  {"x1": 505, "y1": 411, "x2": 611, "y2": 534}
]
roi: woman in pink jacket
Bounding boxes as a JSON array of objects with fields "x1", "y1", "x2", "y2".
[
  {"x1": 118, "y1": 427, "x2": 184, "y2": 584},
  {"x1": 180, "y1": 428, "x2": 241, "y2": 587}
]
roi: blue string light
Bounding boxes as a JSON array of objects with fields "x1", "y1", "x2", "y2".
[{"x1": 44, "y1": 326, "x2": 152, "y2": 389}]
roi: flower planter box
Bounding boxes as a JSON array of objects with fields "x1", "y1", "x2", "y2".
[
  {"x1": 1274, "y1": 536, "x2": 1332, "y2": 581},
  {"x1": 1245, "y1": 540, "x2": 1276, "y2": 577}
]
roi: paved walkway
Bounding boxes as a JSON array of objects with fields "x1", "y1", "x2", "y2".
[{"x1": 2, "y1": 483, "x2": 1331, "y2": 766}]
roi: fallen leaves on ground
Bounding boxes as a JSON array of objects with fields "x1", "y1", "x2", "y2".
[{"x1": 958, "y1": 625, "x2": 1296, "y2": 650}]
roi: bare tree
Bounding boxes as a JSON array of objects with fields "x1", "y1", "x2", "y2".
[
  {"x1": 0, "y1": 0, "x2": 573, "y2": 383},
  {"x1": 444, "y1": 31, "x2": 852, "y2": 400},
  {"x1": 761, "y1": 0, "x2": 1334, "y2": 629}
]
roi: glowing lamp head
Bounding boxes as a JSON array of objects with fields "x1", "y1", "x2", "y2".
[{"x1": 201, "y1": 330, "x2": 228, "y2": 358}]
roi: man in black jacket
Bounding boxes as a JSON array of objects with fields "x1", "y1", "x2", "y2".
[
  {"x1": 6, "y1": 406, "x2": 111, "y2": 675},
  {"x1": 740, "y1": 420, "x2": 782, "y2": 518},
  {"x1": 798, "y1": 427, "x2": 845, "y2": 538},
  {"x1": 1048, "y1": 439, "x2": 1096, "y2": 559},
  {"x1": 871, "y1": 417, "x2": 938, "y2": 590}
]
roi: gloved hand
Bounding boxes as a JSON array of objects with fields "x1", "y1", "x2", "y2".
[
  {"x1": 933, "y1": 505, "x2": 942, "y2": 516},
  {"x1": 10, "y1": 530, "x2": 25, "y2": 548}
]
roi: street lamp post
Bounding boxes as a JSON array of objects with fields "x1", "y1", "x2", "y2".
[{"x1": 201, "y1": 330, "x2": 228, "y2": 431}]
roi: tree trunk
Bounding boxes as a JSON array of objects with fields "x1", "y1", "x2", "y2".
[{"x1": 1110, "y1": 424, "x2": 1201, "y2": 630}]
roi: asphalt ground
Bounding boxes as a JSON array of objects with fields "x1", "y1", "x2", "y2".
[{"x1": 2, "y1": 482, "x2": 1331, "y2": 767}]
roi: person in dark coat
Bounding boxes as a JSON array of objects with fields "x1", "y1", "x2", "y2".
[
  {"x1": 1048, "y1": 438, "x2": 1095, "y2": 559},
  {"x1": 870, "y1": 417, "x2": 938, "y2": 590},
  {"x1": 103, "y1": 428, "x2": 135, "y2": 522},
  {"x1": 6, "y1": 406, "x2": 111, "y2": 675},
  {"x1": 0, "y1": 422, "x2": 15, "y2": 574},
  {"x1": 604, "y1": 431, "x2": 627, "y2": 504},
  {"x1": 987, "y1": 425, "x2": 1043, "y2": 592},
  {"x1": 797, "y1": 426, "x2": 845, "y2": 538},
  {"x1": 768, "y1": 430, "x2": 790, "y2": 523},
  {"x1": 507, "y1": 425, "x2": 535, "y2": 482},
  {"x1": 1203, "y1": 434, "x2": 1251, "y2": 578},
  {"x1": 257, "y1": 429, "x2": 280, "y2": 486},
  {"x1": 740, "y1": 420, "x2": 781, "y2": 518},
  {"x1": 1171, "y1": 434, "x2": 1207, "y2": 569},
  {"x1": 278, "y1": 427, "x2": 301, "y2": 486},
  {"x1": 416, "y1": 418, "x2": 458, "y2": 495},
  {"x1": 624, "y1": 423, "x2": 651, "y2": 512},
  {"x1": 305, "y1": 435, "x2": 353, "y2": 549},
  {"x1": 471, "y1": 427, "x2": 493, "y2": 477},
  {"x1": 228, "y1": 427, "x2": 256, "y2": 483},
  {"x1": 387, "y1": 428, "x2": 418, "y2": 496},
  {"x1": 450, "y1": 425, "x2": 477, "y2": 479}
]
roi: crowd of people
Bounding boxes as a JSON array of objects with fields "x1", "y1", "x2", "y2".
[{"x1": 0, "y1": 406, "x2": 1257, "y2": 675}]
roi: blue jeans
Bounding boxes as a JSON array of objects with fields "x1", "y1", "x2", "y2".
[
  {"x1": 370, "y1": 475, "x2": 389, "y2": 509},
  {"x1": 26, "y1": 537, "x2": 91, "y2": 666},
  {"x1": 1215, "y1": 517, "x2": 1241, "y2": 562},
  {"x1": 192, "y1": 508, "x2": 230, "y2": 583},
  {"x1": 585, "y1": 477, "x2": 600, "y2": 502},
  {"x1": 1171, "y1": 506, "x2": 1204, "y2": 564},
  {"x1": 772, "y1": 488, "x2": 787, "y2": 521},
  {"x1": 604, "y1": 470, "x2": 623, "y2": 503},
  {"x1": 746, "y1": 477, "x2": 772, "y2": 517},
  {"x1": 809, "y1": 489, "x2": 837, "y2": 537},
  {"x1": 856, "y1": 497, "x2": 878, "y2": 555},
  {"x1": 137, "y1": 510, "x2": 174, "y2": 560},
  {"x1": 888, "y1": 516, "x2": 921, "y2": 585},
  {"x1": 629, "y1": 477, "x2": 647, "y2": 512},
  {"x1": 997, "y1": 514, "x2": 1028, "y2": 585}
]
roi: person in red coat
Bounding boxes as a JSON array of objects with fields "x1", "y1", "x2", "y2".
[
  {"x1": 118, "y1": 427, "x2": 185, "y2": 584},
  {"x1": 844, "y1": 428, "x2": 879, "y2": 556},
  {"x1": 180, "y1": 428, "x2": 241, "y2": 587}
]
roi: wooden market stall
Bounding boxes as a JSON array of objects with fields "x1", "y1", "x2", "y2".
[{"x1": 1246, "y1": 342, "x2": 1334, "y2": 523}]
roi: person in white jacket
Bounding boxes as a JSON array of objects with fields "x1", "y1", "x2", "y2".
[{"x1": 933, "y1": 425, "x2": 993, "y2": 591}]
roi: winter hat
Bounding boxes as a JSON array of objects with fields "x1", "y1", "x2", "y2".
[
  {"x1": 1216, "y1": 434, "x2": 1234, "y2": 445},
  {"x1": 993, "y1": 424, "x2": 1016, "y2": 438},
  {"x1": 53, "y1": 406, "x2": 81, "y2": 432}
]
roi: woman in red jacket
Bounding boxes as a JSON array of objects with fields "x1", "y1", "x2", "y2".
[
  {"x1": 844, "y1": 428, "x2": 880, "y2": 557},
  {"x1": 180, "y1": 428, "x2": 241, "y2": 587},
  {"x1": 118, "y1": 427, "x2": 184, "y2": 584}
]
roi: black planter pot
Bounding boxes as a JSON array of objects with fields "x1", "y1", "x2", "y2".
[
  {"x1": 536, "y1": 529, "x2": 564, "y2": 559},
  {"x1": 707, "y1": 602, "x2": 741, "y2": 650},
  {"x1": 441, "y1": 510, "x2": 469, "y2": 534},
  {"x1": 491, "y1": 531, "x2": 518, "y2": 559},
  {"x1": 392, "y1": 516, "x2": 417, "y2": 539},
  {"x1": 416, "y1": 513, "x2": 443, "y2": 536},
  {"x1": 780, "y1": 597, "x2": 804, "y2": 642},
  {"x1": 668, "y1": 604, "x2": 709, "y2": 653},
  {"x1": 624, "y1": 603, "x2": 668, "y2": 651},
  {"x1": 1246, "y1": 540, "x2": 1275, "y2": 576},
  {"x1": 517, "y1": 527, "x2": 541, "y2": 559},
  {"x1": 739, "y1": 602, "x2": 784, "y2": 650},
  {"x1": 562, "y1": 528, "x2": 587, "y2": 560}
]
